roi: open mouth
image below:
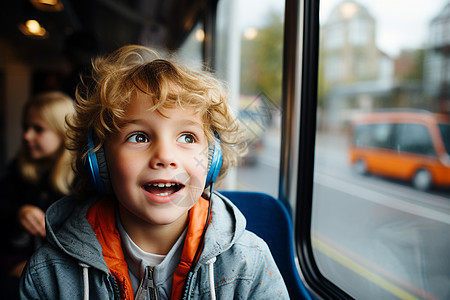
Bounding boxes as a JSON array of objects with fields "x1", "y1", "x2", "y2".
[{"x1": 143, "y1": 182, "x2": 184, "y2": 196}]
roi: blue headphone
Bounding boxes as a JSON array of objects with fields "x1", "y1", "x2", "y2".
[
  {"x1": 85, "y1": 133, "x2": 223, "y2": 196},
  {"x1": 205, "y1": 136, "x2": 223, "y2": 189}
]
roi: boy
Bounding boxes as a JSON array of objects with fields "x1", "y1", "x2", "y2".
[{"x1": 19, "y1": 45, "x2": 289, "y2": 299}]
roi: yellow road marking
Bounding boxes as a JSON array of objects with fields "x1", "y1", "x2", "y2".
[{"x1": 312, "y1": 236, "x2": 420, "y2": 300}]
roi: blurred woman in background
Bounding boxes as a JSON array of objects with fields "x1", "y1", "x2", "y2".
[{"x1": 0, "y1": 91, "x2": 76, "y2": 299}]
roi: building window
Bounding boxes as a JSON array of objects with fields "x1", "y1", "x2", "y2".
[
  {"x1": 324, "y1": 23, "x2": 344, "y2": 50},
  {"x1": 349, "y1": 18, "x2": 368, "y2": 46}
]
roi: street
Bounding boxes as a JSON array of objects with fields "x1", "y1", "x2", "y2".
[{"x1": 233, "y1": 130, "x2": 450, "y2": 300}]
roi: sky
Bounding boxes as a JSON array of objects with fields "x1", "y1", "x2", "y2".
[
  {"x1": 320, "y1": 0, "x2": 449, "y2": 56},
  {"x1": 239, "y1": 0, "x2": 450, "y2": 57}
]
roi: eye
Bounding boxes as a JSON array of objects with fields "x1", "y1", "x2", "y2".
[
  {"x1": 127, "y1": 133, "x2": 149, "y2": 143},
  {"x1": 177, "y1": 133, "x2": 196, "y2": 144},
  {"x1": 33, "y1": 125, "x2": 44, "y2": 134}
]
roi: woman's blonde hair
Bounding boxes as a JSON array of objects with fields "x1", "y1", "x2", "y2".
[
  {"x1": 68, "y1": 45, "x2": 246, "y2": 195},
  {"x1": 19, "y1": 91, "x2": 76, "y2": 195}
]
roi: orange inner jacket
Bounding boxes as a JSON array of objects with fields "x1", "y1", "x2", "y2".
[{"x1": 86, "y1": 196, "x2": 211, "y2": 299}]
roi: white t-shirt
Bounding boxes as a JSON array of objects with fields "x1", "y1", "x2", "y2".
[{"x1": 116, "y1": 213, "x2": 187, "y2": 298}]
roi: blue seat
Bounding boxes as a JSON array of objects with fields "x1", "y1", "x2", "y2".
[{"x1": 219, "y1": 190, "x2": 312, "y2": 300}]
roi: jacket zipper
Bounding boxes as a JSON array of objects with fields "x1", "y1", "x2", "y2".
[
  {"x1": 109, "y1": 274, "x2": 121, "y2": 300},
  {"x1": 136, "y1": 266, "x2": 158, "y2": 300},
  {"x1": 147, "y1": 266, "x2": 158, "y2": 300}
]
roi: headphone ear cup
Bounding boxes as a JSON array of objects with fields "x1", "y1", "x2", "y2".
[
  {"x1": 205, "y1": 140, "x2": 223, "y2": 188},
  {"x1": 85, "y1": 134, "x2": 112, "y2": 195}
]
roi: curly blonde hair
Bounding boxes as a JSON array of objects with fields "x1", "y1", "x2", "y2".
[
  {"x1": 19, "y1": 91, "x2": 76, "y2": 194},
  {"x1": 68, "y1": 45, "x2": 246, "y2": 195}
]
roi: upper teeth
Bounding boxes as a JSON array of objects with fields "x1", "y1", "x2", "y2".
[{"x1": 151, "y1": 183, "x2": 177, "y2": 187}]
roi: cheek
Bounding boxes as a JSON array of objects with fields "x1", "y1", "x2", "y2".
[
  {"x1": 108, "y1": 151, "x2": 139, "y2": 185},
  {"x1": 42, "y1": 133, "x2": 62, "y2": 152},
  {"x1": 108, "y1": 158, "x2": 135, "y2": 198},
  {"x1": 187, "y1": 150, "x2": 209, "y2": 184}
]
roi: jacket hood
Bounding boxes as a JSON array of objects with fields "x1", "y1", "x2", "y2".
[
  {"x1": 195, "y1": 192, "x2": 247, "y2": 268},
  {"x1": 45, "y1": 196, "x2": 110, "y2": 273}
]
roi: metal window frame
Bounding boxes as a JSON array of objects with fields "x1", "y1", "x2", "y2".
[{"x1": 281, "y1": 0, "x2": 352, "y2": 299}]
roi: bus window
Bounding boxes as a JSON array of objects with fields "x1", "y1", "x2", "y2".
[
  {"x1": 438, "y1": 123, "x2": 450, "y2": 155},
  {"x1": 310, "y1": 0, "x2": 450, "y2": 299},
  {"x1": 395, "y1": 123, "x2": 436, "y2": 156},
  {"x1": 353, "y1": 123, "x2": 394, "y2": 149},
  {"x1": 214, "y1": 0, "x2": 285, "y2": 198}
]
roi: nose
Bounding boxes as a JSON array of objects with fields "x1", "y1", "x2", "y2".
[
  {"x1": 149, "y1": 138, "x2": 177, "y2": 169},
  {"x1": 23, "y1": 127, "x2": 34, "y2": 142}
]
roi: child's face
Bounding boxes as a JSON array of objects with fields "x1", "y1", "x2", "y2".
[
  {"x1": 104, "y1": 91, "x2": 209, "y2": 233},
  {"x1": 23, "y1": 107, "x2": 62, "y2": 160}
]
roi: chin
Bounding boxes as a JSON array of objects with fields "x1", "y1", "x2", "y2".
[{"x1": 147, "y1": 210, "x2": 189, "y2": 226}]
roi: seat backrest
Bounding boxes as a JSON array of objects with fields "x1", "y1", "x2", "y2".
[{"x1": 219, "y1": 190, "x2": 312, "y2": 300}]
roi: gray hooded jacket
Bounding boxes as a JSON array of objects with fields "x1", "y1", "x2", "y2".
[{"x1": 19, "y1": 192, "x2": 289, "y2": 299}]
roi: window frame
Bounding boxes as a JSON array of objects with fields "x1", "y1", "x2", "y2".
[{"x1": 287, "y1": 0, "x2": 353, "y2": 298}]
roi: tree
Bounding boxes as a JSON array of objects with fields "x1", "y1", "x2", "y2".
[{"x1": 240, "y1": 11, "x2": 283, "y2": 104}]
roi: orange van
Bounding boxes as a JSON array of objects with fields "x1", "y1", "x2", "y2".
[{"x1": 349, "y1": 110, "x2": 450, "y2": 190}]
